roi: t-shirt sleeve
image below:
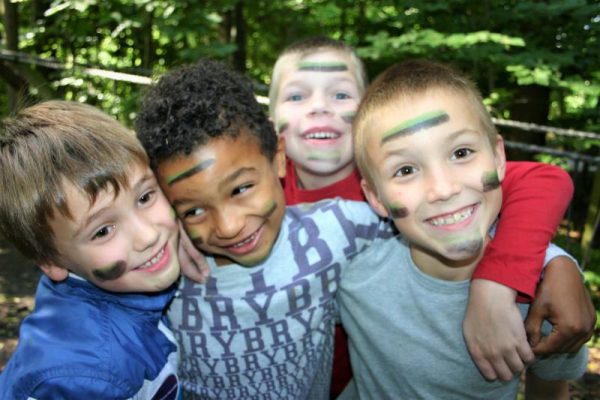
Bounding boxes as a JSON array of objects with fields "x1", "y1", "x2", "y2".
[{"x1": 472, "y1": 161, "x2": 574, "y2": 300}]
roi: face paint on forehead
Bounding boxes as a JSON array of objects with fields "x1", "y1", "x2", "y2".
[
  {"x1": 92, "y1": 261, "x2": 127, "y2": 281},
  {"x1": 166, "y1": 158, "x2": 216, "y2": 186},
  {"x1": 307, "y1": 149, "x2": 341, "y2": 161},
  {"x1": 481, "y1": 170, "x2": 500, "y2": 192},
  {"x1": 341, "y1": 111, "x2": 356, "y2": 125},
  {"x1": 297, "y1": 61, "x2": 349, "y2": 72},
  {"x1": 380, "y1": 110, "x2": 450, "y2": 145}
]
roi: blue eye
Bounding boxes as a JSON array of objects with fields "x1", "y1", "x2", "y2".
[
  {"x1": 287, "y1": 94, "x2": 303, "y2": 102},
  {"x1": 335, "y1": 92, "x2": 351, "y2": 100}
]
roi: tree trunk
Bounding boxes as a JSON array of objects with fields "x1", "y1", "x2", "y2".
[
  {"x1": 504, "y1": 84, "x2": 550, "y2": 161},
  {"x1": 232, "y1": 1, "x2": 246, "y2": 73},
  {"x1": 2, "y1": 0, "x2": 23, "y2": 112}
]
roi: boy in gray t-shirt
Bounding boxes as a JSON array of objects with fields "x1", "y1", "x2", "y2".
[{"x1": 341, "y1": 59, "x2": 588, "y2": 399}]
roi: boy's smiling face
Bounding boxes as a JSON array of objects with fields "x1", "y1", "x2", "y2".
[
  {"x1": 41, "y1": 162, "x2": 180, "y2": 292},
  {"x1": 157, "y1": 131, "x2": 287, "y2": 267},
  {"x1": 362, "y1": 89, "x2": 506, "y2": 278},
  {"x1": 274, "y1": 50, "x2": 361, "y2": 185}
]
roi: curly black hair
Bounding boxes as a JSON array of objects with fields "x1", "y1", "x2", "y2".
[{"x1": 135, "y1": 58, "x2": 277, "y2": 170}]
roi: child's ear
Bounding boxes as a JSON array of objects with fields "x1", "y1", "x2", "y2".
[
  {"x1": 274, "y1": 135, "x2": 287, "y2": 179},
  {"x1": 361, "y1": 178, "x2": 389, "y2": 218},
  {"x1": 494, "y1": 135, "x2": 507, "y2": 182},
  {"x1": 39, "y1": 261, "x2": 69, "y2": 282}
]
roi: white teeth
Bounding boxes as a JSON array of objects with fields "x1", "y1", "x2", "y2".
[
  {"x1": 231, "y1": 232, "x2": 257, "y2": 248},
  {"x1": 140, "y1": 248, "x2": 164, "y2": 269},
  {"x1": 429, "y1": 207, "x2": 474, "y2": 226},
  {"x1": 305, "y1": 131, "x2": 339, "y2": 140}
]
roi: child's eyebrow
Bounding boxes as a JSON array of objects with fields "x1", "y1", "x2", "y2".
[
  {"x1": 297, "y1": 61, "x2": 348, "y2": 72},
  {"x1": 380, "y1": 110, "x2": 449, "y2": 145},
  {"x1": 166, "y1": 159, "x2": 215, "y2": 186}
]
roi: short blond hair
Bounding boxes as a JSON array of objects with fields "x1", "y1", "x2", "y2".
[
  {"x1": 354, "y1": 59, "x2": 498, "y2": 186},
  {"x1": 268, "y1": 36, "x2": 368, "y2": 118},
  {"x1": 0, "y1": 100, "x2": 148, "y2": 263}
]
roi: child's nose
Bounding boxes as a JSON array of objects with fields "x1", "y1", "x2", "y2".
[
  {"x1": 131, "y1": 216, "x2": 160, "y2": 252},
  {"x1": 213, "y1": 208, "x2": 244, "y2": 239},
  {"x1": 426, "y1": 168, "x2": 461, "y2": 203},
  {"x1": 308, "y1": 92, "x2": 331, "y2": 115}
]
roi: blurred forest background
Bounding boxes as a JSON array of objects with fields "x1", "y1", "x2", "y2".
[{"x1": 0, "y1": 0, "x2": 600, "y2": 394}]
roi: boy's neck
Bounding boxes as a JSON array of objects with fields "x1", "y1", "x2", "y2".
[{"x1": 294, "y1": 163, "x2": 356, "y2": 190}]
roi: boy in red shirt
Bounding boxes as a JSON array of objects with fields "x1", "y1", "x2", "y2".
[{"x1": 269, "y1": 37, "x2": 594, "y2": 394}]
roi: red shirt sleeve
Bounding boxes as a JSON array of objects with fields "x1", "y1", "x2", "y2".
[{"x1": 472, "y1": 161, "x2": 573, "y2": 302}]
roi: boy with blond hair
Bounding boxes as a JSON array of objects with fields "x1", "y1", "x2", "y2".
[
  {"x1": 0, "y1": 101, "x2": 182, "y2": 399},
  {"x1": 337, "y1": 59, "x2": 589, "y2": 399},
  {"x1": 269, "y1": 37, "x2": 594, "y2": 389}
]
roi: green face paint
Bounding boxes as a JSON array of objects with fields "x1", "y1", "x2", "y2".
[
  {"x1": 341, "y1": 111, "x2": 356, "y2": 125},
  {"x1": 170, "y1": 207, "x2": 177, "y2": 220},
  {"x1": 166, "y1": 159, "x2": 215, "y2": 186},
  {"x1": 387, "y1": 204, "x2": 409, "y2": 219},
  {"x1": 297, "y1": 61, "x2": 348, "y2": 72},
  {"x1": 93, "y1": 261, "x2": 127, "y2": 281},
  {"x1": 262, "y1": 200, "x2": 277, "y2": 219},
  {"x1": 307, "y1": 150, "x2": 341, "y2": 161},
  {"x1": 277, "y1": 119, "x2": 289, "y2": 134},
  {"x1": 481, "y1": 170, "x2": 500, "y2": 192},
  {"x1": 380, "y1": 110, "x2": 449, "y2": 145}
]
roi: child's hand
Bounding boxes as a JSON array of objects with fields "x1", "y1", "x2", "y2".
[
  {"x1": 177, "y1": 221, "x2": 210, "y2": 282},
  {"x1": 463, "y1": 279, "x2": 535, "y2": 381},
  {"x1": 525, "y1": 256, "x2": 595, "y2": 355}
]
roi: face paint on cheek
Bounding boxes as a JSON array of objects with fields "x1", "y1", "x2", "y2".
[
  {"x1": 307, "y1": 149, "x2": 341, "y2": 161},
  {"x1": 481, "y1": 170, "x2": 500, "y2": 192},
  {"x1": 341, "y1": 111, "x2": 356, "y2": 125},
  {"x1": 262, "y1": 200, "x2": 278, "y2": 219},
  {"x1": 92, "y1": 261, "x2": 127, "y2": 281},
  {"x1": 170, "y1": 207, "x2": 177, "y2": 221},
  {"x1": 277, "y1": 119, "x2": 289, "y2": 134},
  {"x1": 386, "y1": 204, "x2": 409, "y2": 219},
  {"x1": 186, "y1": 226, "x2": 204, "y2": 245},
  {"x1": 297, "y1": 61, "x2": 348, "y2": 72}
]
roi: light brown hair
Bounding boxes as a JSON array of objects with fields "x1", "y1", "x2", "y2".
[
  {"x1": 0, "y1": 100, "x2": 148, "y2": 263},
  {"x1": 353, "y1": 59, "x2": 498, "y2": 186}
]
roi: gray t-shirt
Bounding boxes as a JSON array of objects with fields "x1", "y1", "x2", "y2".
[
  {"x1": 338, "y1": 237, "x2": 588, "y2": 399},
  {"x1": 167, "y1": 199, "x2": 393, "y2": 399}
]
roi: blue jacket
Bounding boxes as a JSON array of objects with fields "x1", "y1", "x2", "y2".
[{"x1": 0, "y1": 274, "x2": 180, "y2": 399}]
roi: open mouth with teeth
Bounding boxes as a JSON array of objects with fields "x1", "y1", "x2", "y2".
[
  {"x1": 135, "y1": 244, "x2": 170, "y2": 273},
  {"x1": 426, "y1": 204, "x2": 478, "y2": 228},
  {"x1": 303, "y1": 131, "x2": 341, "y2": 140},
  {"x1": 225, "y1": 225, "x2": 264, "y2": 256}
]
